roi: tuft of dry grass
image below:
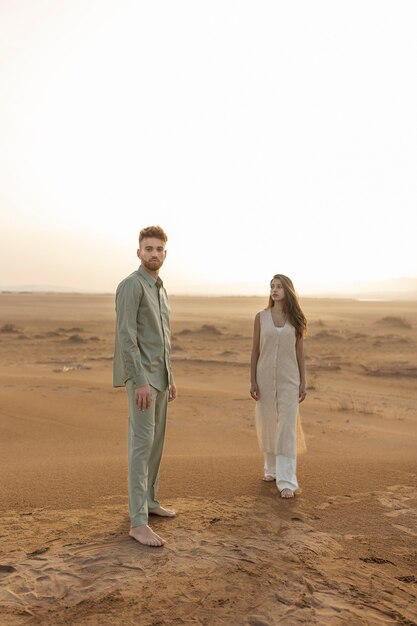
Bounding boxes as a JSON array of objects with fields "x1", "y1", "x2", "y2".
[
  {"x1": 337, "y1": 397, "x2": 354, "y2": 412},
  {"x1": 336, "y1": 397, "x2": 376, "y2": 415},
  {"x1": 356, "y1": 402, "x2": 375, "y2": 415}
]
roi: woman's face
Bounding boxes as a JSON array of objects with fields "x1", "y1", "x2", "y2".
[{"x1": 270, "y1": 278, "x2": 285, "y2": 302}]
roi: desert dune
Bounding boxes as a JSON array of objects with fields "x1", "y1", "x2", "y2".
[{"x1": 0, "y1": 293, "x2": 416, "y2": 625}]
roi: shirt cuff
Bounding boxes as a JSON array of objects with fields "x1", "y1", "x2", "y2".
[{"x1": 131, "y1": 373, "x2": 149, "y2": 388}]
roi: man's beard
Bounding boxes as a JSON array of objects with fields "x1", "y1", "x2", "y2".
[{"x1": 143, "y1": 258, "x2": 163, "y2": 271}]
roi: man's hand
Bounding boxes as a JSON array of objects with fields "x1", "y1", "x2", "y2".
[
  {"x1": 135, "y1": 384, "x2": 152, "y2": 412},
  {"x1": 168, "y1": 384, "x2": 177, "y2": 402}
]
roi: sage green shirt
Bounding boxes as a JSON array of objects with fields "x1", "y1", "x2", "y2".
[{"x1": 113, "y1": 265, "x2": 173, "y2": 390}]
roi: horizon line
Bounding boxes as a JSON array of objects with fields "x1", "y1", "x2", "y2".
[{"x1": 1, "y1": 288, "x2": 417, "y2": 302}]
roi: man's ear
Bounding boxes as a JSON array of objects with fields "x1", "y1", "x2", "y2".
[{"x1": 137, "y1": 248, "x2": 141, "y2": 259}]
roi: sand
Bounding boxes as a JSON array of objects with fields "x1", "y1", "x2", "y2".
[{"x1": 0, "y1": 293, "x2": 416, "y2": 625}]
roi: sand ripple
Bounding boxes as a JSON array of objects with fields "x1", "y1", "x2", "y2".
[{"x1": 1, "y1": 494, "x2": 416, "y2": 625}]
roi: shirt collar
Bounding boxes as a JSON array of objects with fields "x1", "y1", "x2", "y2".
[{"x1": 138, "y1": 264, "x2": 163, "y2": 288}]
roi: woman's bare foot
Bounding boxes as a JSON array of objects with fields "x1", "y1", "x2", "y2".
[
  {"x1": 280, "y1": 488, "x2": 294, "y2": 499},
  {"x1": 129, "y1": 525, "x2": 166, "y2": 547},
  {"x1": 262, "y1": 474, "x2": 275, "y2": 482},
  {"x1": 149, "y1": 506, "x2": 176, "y2": 518}
]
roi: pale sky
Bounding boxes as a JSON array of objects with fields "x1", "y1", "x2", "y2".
[{"x1": 1, "y1": 1, "x2": 416, "y2": 295}]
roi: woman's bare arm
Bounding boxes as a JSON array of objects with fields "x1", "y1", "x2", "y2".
[
  {"x1": 250, "y1": 313, "x2": 260, "y2": 400},
  {"x1": 296, "y1": 334, "x2": 307, "y2": 402}
]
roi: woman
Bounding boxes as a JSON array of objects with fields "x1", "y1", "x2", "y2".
[{"x1": 250, "y1": 274, "x2": 307, "y2": 498}]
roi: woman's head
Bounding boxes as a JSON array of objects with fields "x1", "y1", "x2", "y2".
[
  {"x1": 267, "y1": 274, "x2": 296, "y2": 308},
  {"x1": 267, "y1": 274, "x2": 307, "y2": 337}
]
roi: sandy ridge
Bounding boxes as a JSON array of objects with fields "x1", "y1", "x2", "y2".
[{"x1": 1, "y1": 493, "x2": 416, "y2": 626}]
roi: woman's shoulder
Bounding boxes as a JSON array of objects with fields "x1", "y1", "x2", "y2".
[{"x1": 255, "y1": 309, "x2": 271, "y2": 325}]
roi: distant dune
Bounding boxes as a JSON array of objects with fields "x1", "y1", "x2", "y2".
[{"x1": 2, "y1": 277, "x2": 417, "y2": 300}]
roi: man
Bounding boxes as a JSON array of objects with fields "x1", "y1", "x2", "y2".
[{"x1": 113, "y1": 225, "x2": 177, "y2": 547}]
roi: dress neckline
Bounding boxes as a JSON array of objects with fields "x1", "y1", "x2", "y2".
[{"x1": 269, "y1": 309, "x2": 286, "y2": 329}]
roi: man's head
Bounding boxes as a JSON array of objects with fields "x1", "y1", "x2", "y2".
[
  {"x1": 139, "y1": 226, "x2": 168, "y2": 247},
  {"x1": 137, "y1": 225, "x2": 168, "y2": 276}
]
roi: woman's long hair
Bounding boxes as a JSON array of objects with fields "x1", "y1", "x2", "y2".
[{"x1": 267, "y1": 274, "x2": 307, "y2": 338}]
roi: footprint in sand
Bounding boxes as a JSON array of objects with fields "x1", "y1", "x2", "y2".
[
  {"x1": 377, "y1": 485, "x2": 417, "y2": 536},
  {"x1": 391, "y1": 524, "x2": 417, "y2": 537},
  {"x1": 316, "y1": 493, "x2": 363, "y2": 510}
]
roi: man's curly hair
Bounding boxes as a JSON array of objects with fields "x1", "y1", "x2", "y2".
[{"x1": 139, "y1": 225, "x2": 168, "y2": 245}]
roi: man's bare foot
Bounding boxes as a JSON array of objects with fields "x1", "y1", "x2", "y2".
[
  {"x1": 262, "y1": 474, "x2": 275, "y2": 482},
  {"x1": 129, "y1": 524, "x2": 165, "y2": 547},
  {"x1": 280, "y1": 488, "x2": 294, "y2": 499},
  {"x1": 149, "y1": 506, "x2": 176, "y2": 518}
]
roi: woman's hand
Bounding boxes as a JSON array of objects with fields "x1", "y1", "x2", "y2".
[
  {"x1": 250, "y1": 382, "x2": 259, "y2": 401},
  {"x1": 299, "y1": 383, "x2": 307, "y2": 403}
]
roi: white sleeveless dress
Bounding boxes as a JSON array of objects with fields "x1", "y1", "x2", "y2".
[{"x1": 255, "y1": 309, "x2": 306, "y2": 491}]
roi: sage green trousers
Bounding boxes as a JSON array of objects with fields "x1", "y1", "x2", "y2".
[{"x1": 126, "y1": 380, "x2": 168, "y2": 527}]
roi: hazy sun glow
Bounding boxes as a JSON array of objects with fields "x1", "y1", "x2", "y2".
[{"x1": 1, "y1": 1, "x2": 416, "y2": 296}]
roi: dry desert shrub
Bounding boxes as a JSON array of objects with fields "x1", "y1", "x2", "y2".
[
  {"x1": 374, "y1": 316, "x2": 412, "y2": 329},
  {"x1": 176, "y1": 324, "x2": 222, "y2": 336},
  {"x1": 311, "y1": 330, "x2": 341, "y2": 340},
  {"x1": 199, "y1": 324, "x2": 222, "y2": 335},
  {"x1": 361, "y1": 363, "x2": 417, "y2": 378},
  {"x1": 373, "y1": 334, "x2": 409, "y2": 344},
  {"x1": 58, "y1": 326, "x2": 84, "y2": 332},
  {"x1": 0, "y1": 323, "x2": 19, "y2": 333},
  {"x1": 348, "y1": 332, "x2": 368, "y2": 340},
  {"x1": 67, "y1": 334, "x2": 86, "y2": 343}
]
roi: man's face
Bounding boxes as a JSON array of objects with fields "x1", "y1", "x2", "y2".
[{"x1": 137, "y1": 237, "x2": 167, "y2": 273}]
